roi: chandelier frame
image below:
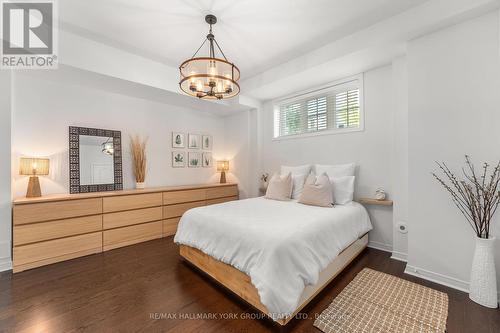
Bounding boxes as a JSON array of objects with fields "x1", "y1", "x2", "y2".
[{"x1": 179, "y1": 15, "x2": 240, "y2": 100}]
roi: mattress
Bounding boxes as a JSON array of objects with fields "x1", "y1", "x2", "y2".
[{"x1": 174, "y1": 197, "x2": 372, "y2": 319}]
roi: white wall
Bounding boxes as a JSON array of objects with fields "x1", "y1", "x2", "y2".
[
  {"x1": 391, "y1": 57, "x2": 409, "y2": 261},
  {"x1": 223, "y1": 109, "x2": 259, "y2": 199},
  {"x1": 0, "y1": 72, "x2": 12, "y2": 270},
  {"x1": 11, "y1": 72, "x2": 229, "y2": 197},
  {"x1": 258, "y1": 65, "x2": 396, "y2": 251},
  {"x1": 406, "y1": 12, "x2": 500, "y2": 295}
]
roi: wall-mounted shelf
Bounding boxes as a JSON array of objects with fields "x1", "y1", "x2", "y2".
[{"x1": 359, "y1": 198, "x2": 393, "y2": 206}]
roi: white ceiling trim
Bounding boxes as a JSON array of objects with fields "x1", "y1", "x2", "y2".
[{"x1": 241, "y1": 0, "x2": 500, "y2": 100}]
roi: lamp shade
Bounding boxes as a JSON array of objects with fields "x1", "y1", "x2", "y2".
[
  {"x1": 19, "y1": 158, "x2": 50, "y2": 176},
  {"x1": 216, "y1": 160, "x2": 229, "y2": 172}
]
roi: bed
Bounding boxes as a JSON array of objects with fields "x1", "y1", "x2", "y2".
[{"x1": 174, "y1": 197, "x2": 372, "y2": 325}]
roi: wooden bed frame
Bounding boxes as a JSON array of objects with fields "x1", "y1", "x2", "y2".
[{"x1": 179, "y1": 233, "x2": 368, "y2": 326}]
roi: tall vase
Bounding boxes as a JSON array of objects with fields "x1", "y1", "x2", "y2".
[{"x1": 469, "y1": 236, "x2": 498, "y2": 308}]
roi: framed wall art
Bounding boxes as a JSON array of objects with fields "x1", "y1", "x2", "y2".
[
  {"x1": 172, "y1": 132, "x2": 185, "y2": 148},
  {"x1": 202, "y1": 135, "x2": 212, "y2": 150},
  {"x1": 172, "y1": 151, "x2": 186, "y2": 168},
  {"x1": 188, "y1": 152, "x2": 201, "y2": 167},
  {"x1": 188, "y1": 133, "x2": 201, "y2": 149},
  {"x1": 202, "y1": 152, "x2": 213, "y2": 167}
]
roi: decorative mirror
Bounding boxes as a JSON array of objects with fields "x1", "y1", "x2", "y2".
[{"x1": 69, "y1": 126, "x2": 123, "y2": 194}]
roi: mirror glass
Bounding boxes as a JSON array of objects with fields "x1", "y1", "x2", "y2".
[{"x1": 79, "y1": 135, "x2": 115, "y2": 185}]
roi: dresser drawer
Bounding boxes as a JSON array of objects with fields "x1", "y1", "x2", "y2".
[
  {"x1": 103, "y1": 193, "x2": 162, "y2": 213},
  {"x1": 206, "y1": 185, "x2": 238, "y2": 200},
  {"x1": 206, "y1": 196, "x2": 239, "y2": 206},
  {"x1": 14, "y1": 198, "x2": 103, "y2": 225},
  {"x1": 13, "y1": 232, "x2": 102, "y2": 271},
  {"x1": 14, "y1": 215, "x2": 102, "y2": 246},
  {"x1": 103, "y1": 207, "x2": 162, "y2": 230},
  {"x1": 163, "y1": 189, "x2": 206, "y2": 205},
  {"x1": 103, "y1": 221, "x2": 162, "y2": 251},
  {"x1": 163, "y1": 217, "x2": 181, "y2": 237},
  {"x1": 163, "y1": 201, "x2": 205, "y2": 219}
]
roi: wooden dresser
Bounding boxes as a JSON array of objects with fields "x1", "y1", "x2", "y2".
[{"x1": 12, "y1": 183, "x2": 238, "y2": 273}]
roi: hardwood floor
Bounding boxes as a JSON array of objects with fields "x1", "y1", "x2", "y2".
[{"x1": 0, "y1": 237, "x2": 498, "y2": 332}]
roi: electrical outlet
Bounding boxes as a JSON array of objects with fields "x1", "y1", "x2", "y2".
[{"x1": 396, "y1": 222, "x2": 408, "y2": 234}]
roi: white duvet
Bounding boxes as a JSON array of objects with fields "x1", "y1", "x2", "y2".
[{"x1": 174, "y1": 197, "x2": 372, "y2": 319}]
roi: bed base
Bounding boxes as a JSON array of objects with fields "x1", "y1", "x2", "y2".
[{"x1": 179, "y1": 233, "x2": 368, "y2": 326}]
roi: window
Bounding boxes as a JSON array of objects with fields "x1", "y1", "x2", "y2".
[
  {"x1": 335, "y1": 89, "x2": 360, "y2": 129},
  {"x1": 273, "y1": 76, "x2": 363, "y2": 139},
  {"x1": 307, "y1": 96, "x2": 327, "y2": 131}
]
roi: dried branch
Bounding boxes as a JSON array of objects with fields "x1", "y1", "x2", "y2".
[{"x1": 433, "y1": 156, "x2": 500, "y2": 239}]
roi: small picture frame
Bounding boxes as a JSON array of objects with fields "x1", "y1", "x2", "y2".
[
  {"x1": 188, "y1": 152, "x2": 201, "y2": 167},
  {"x1": 202, "y1": 135, "x2": 212, "y2": 150},
  {"x1": 172, "y1": 132, "x2": 185, "y2": 148},
  {"x1": 172, "y1": 151, "x2": 185, "y2": 168},
  {"x1": 188, "y1": 134, "x2": 201, "y2": 149},
  {"x1": 202, "y1": 152, "x2": 213, "y2": 167}
]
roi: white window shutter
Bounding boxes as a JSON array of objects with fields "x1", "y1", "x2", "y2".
[{"x1": 275, "y1": 79, "x2": 362, "y2": 138}]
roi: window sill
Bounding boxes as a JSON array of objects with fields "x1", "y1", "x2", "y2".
[{"x1": 272, "y1": 126, "x2": 365, "y2": 141}]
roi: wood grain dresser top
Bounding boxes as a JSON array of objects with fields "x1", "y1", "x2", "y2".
[{"x1": 13, "y1": 183, "x2": 238, "y2": 205}]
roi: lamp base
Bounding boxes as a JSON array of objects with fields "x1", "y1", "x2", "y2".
[
  {"x1": 220, "y1": 171, "x2": 226, "y2": 184},
  {"x1": 26, "y1": 176, "x2": 42, "y2": 198}
]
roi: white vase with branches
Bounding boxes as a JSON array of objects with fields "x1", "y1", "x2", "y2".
[
  {"x1": 433, "y1": 155, "x2": 499, "y2": 308},
  {"x1": 130, "y1": 135, "x2": 148, "y2": 189}
]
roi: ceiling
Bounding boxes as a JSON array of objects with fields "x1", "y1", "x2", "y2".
[{"x1": 60, "y1": 0, "x2": 428, "y2": 82}]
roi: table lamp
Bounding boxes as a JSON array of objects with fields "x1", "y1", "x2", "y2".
[
  {"x1": 216, "y1": 160, "x2": 229, "y2": 184},
  {"x1": 19, "y1": 157, "x2": 50, "y2": 198}
]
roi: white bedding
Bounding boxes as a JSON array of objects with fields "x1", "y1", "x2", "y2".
[{"x1": 174, "y1": 197, "x2": 372, "y2": 319}]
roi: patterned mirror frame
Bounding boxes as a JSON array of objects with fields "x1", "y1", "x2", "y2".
[{"x1": 69, "y1": 126, "x2": 123, "y2": 194}]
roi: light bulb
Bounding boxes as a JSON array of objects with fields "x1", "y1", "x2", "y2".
[
  {"x1": 189, "y1": 72, "x2": 197, "y2": 91},
  {"x1": 208, "y1": 61, "x2": 217, "y2": 75},
  {"x1": 224, "y1": 74, "x2": 233, "y2": 93},
  {"x1": 208, "y1": 61, "x2": 217, "y2": 86}
]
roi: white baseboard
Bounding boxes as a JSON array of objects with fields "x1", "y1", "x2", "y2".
[
  {"x1": 404, "y1": 264, "x2": 470, "y2": 293},
  {"x1": 0, "y1": 258, "x2": 12, "y2": 272},
  {"x1": 367, "y1": 241, "x2": 392, "y2": 253},
  {"x1": 390, "y1": 251, "x2": 408, "y2": 262},
  {"x1": 0, "y1": 240, "x2": 11, "y2": 272},
  {"x1": 405, "y1": 264, "x2": 500, "y2": 302},
  {"x1": 367, "y1": 241, "x2": 408, "y2": 263}
]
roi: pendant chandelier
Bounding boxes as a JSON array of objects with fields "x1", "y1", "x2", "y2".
[{"x1": 179, "y1": 15, "x2": 240, "y2": 100}]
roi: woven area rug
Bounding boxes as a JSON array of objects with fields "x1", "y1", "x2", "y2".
[{"x1": 314, "y1": 268, "x2": 449, "y2": 333}]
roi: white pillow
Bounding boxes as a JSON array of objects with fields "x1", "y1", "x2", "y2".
[
  {"x1": 291, "y1": 173, "x2": 308, "y2": 199},
  {"x1": 281, "y1": 164, "x2": 311, "y2": 176},
  {"x1": 315, "y1": 163, "x2": 355, "y2": 178},
  {"x1": 265, "y1": 173, "x2": 293, "y2": 201},
  {"x1": 330, "y1": 176, "x2": 355, "y2": 204}
]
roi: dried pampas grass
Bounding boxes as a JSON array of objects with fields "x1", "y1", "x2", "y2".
[{"x1": 130, "y1": 134, "x2": 148, "y2": 183}]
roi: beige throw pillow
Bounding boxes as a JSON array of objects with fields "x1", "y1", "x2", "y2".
[
  {"x1": 265, "y1": 173, "x2": 293, "y2": 201},
  {"x1": 298, "y1": 173, "x2": 333, "y2": 207}
]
